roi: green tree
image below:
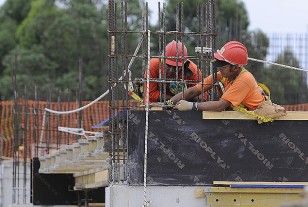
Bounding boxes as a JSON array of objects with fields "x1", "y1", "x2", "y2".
[
  {"x1": 0, "y1": 18, "x2": 17, "y2": 71},
  {"x1": 0, "y1": 0, "x2": 32, "y2": 23},
  {"x1": 0, "y1": 46, "x2": 57, "y2": 99},
  {"x1": 244, "y1": 29, "x2": 269, "y2": 82},
  {"x1": 16, "y1": 0, "x2": 58, "y2": 48},
  {"x1": 263, "y1": 50, "x2": 308, "y2": 104},
  {"x1": 0, "y1": 0, "x2": 33, "y2": 72},
  {"x1": 0, "y1": 0, "x2": 144, "y2": 101},
  {"x1": 216, "y1": 0, "x2": 249, "y2": 43},
  {"x1": 1, "y1": 0, "x2": 109, "y2": 100}
]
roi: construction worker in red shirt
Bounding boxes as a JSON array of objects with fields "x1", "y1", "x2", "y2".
[
  {"x1": 143, "y1": 40, "x2": 203, "y2": 103},
  {"x1": 169, "y1": 41, "x2": 265, "y2": 111}
]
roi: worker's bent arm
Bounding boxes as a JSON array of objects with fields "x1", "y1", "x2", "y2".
[
  {"x1": 158, "y1": 94, "x2": 173, "y2": 102},
  {"x1": 196, "y1": 98, "x2": 231, "y2": 112},
  {"x1": 170, "y1": 86, "x2": 201, "y2": 105}
]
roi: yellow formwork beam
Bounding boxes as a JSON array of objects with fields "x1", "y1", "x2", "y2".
[
  {"x1": 202, "y1": 111, "x2": 308, "y2": 120},
  {"x1": 205, "y1": 185, "x2": 304, "y2": 207},
  {"x1": 74, "y1": 168, "x2": 109, "y2": 190}
]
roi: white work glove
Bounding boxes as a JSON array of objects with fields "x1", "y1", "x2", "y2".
[{"x1": 174, "y1": 100, "x2": 193, "y2": 111}]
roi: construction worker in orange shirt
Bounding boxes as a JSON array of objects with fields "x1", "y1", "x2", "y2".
[
  {"x1": 143, "y1": 40, "x2": 203, "y2": 103},
  {"x1": 169, "y1": 41, "x2": 265, "y2": 111}
]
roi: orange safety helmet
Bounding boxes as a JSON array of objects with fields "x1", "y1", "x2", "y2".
[
  {"x1": 214, "y1": 41, "x2": 248, "y2": 66},
  {"x1": 165, "y1": 40, "x2": 188, "y2": 66}
]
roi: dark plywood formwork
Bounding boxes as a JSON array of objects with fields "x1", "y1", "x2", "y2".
[{"x1": 127, "y1": 110, "x2": 308, "y2": 185}]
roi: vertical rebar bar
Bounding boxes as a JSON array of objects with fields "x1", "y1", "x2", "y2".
[
  {"x1": 46, "y1": 91, "x2": 51, "y2": 155},
  {"x1": 78, "y1": 59, "x2": 83, "y2": 142},
  {"x1": 34, "y1": 86, "x2": 38, "y2": 157},
  {"x1": 57, "y1": 91, "x2": 62, "y2": 149},
  {"x1": 108, "y1": 0, "x2": 116, "y2": 183},
  {"x1": 11, "y1": 53, "x2": 20, "y2": 204},
  {"x1": 162, "y1": 3, "x2": 167, "y2": 103},
  {"x1": 23, "y1": 86, "x2": 28, "y2": 204},
  {"x1": 67, "y1": 91, "x2": 71, "y2": 144}
]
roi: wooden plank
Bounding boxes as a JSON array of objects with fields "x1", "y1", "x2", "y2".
[
  {"x1": 205, "y1": 187, "x2": 303, "y2": 207},
  {"x1": 85, "y1": 181, "x2": 108, "y2": 189},
  {"x1": 45, "y1": 163, "x2": 108, "y2": 174},
  {"x1": 206, "y1": 186, "x2": 303, "y2": 193},
  {"x1": 150, "y1": 106, "x2": 163, "y2": 111},
  {"x1": 74, "y1": 167, "x2": 108, "y2": 177},
  {"x1": 203, "y1": 111, "x2": 308, "y2": 120},
  {"x1": 0, "y1": 156, "x2": 12, "y2": 160},
  {"x1": 70, "y1": 203, "x2": 105, "y2": 207},
  {"x1": 95, "y1": 170, "x2": 109, "y2": 183},
  {"x1": 214, "y1": 181, "x2": 308, "y2": 186},
  {"x1": 74, "y1": 169, "x2": 109, "y2": 190},
  {"x1": 89, "y1": 203, "x2": 105, "y2": 207}
]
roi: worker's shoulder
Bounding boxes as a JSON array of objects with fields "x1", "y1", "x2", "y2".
[
  {"x1": 240, "y1": 70, "x2": 255, "y2": 79},
  {"x1": 187, "y1": 59, "x2": 197, "y2": 67},
  {"x1": 186, "y1": 59, "x2": 199, "y2": 72},
  {"x1": 237, "y1": 70, "x2": 258, "y2": 85}
]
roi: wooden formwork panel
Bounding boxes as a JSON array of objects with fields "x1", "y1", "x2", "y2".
[{"x1": 74, "y1": 169, "x2": 109, "y2": 190}]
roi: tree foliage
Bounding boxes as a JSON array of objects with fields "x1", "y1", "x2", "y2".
[
  {"x1": 0, "y1": 0, "x2": 110, "y2": 100},
  {"x1": 0, "y1": 0, "x2": 145, "y2": 101},
  {"x1": 0, "y1": 0, "x2": 33, "y2": 72},
  {"x1": 262, "y1": 50, "x2": 308, "y2": 104}
]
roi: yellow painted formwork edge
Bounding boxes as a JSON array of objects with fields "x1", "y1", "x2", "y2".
[
  {"x1": 203, "y1": 111, "x2": 308, "y2": 120},
  {"x1": 205, "y1": 186, "x2": 304, "y2": 207}
]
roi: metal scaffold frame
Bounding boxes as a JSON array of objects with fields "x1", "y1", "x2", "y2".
[{"x1": 107, "y1": 0, "x2": 216, "y2": 184}]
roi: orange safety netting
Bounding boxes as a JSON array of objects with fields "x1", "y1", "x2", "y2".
[{"x1": 0, "y1": 100, "x2": 138, "y2": 158}]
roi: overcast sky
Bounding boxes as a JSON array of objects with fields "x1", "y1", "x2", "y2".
[
  {"x1": 243, "y1": 0, "x2": 308, "y2": 33},
  {"x1": 0, "y1": 0, "x2": 307, "y2": 33},
  {"x1": 148, "y1": 0, "x2": 308, "y2": 34}
]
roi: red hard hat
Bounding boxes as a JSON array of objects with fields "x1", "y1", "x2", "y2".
[
  {"x1": 214, "y1": 41, "x2": 248, "y2": 66},
  {"x1": 165, "y1": 40, "x2": 188, "y2": 66}
]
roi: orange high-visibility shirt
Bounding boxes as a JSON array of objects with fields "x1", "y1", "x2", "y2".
[{"x1": 195, "y1": 70, "x2": 264, "y2": 110}]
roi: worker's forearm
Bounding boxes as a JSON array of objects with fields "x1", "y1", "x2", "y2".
[
  {"x1": 171, "y1": 87, "x2": 199, "y2": 104},
  {"x1": 195, "y1": 101, "x2": 221, "y2": 111},
  {"x1": 170, "y1": 92, "x2": 183, "y2": 104},
  {"x1": 158, "y1": 94, "x2": 173, "y2": 102},
  {"x1": 196, "y1": 100, "x2": 229, "y2": 112}
]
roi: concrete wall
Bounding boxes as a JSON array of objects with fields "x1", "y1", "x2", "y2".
[
  {"x1": 0, "y1": 159, "x2": 31, "y2": 207},
  {"x1": 106, "y1": 185, "x2": 208, "y2": 207},
  {"x1": 0, "y1": 159, "x2": 14, "y2": 207}
]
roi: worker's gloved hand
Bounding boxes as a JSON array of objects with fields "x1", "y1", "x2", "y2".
[
  {"x1": 169, "y1": 82, "x2": 187, "y2": 95},
  {"x1": 174, "y1": 100, "x2": 193, "y2": 111},
  {"x1": 165, "y1": 99, "x2": 174, "y2": 106},
  {"x1": 164, "y1": 99, "x2": 174, "y2": 110}
]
